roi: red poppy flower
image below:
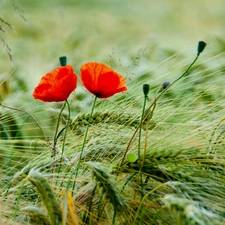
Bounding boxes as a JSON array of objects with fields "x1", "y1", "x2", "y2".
[
  {"x1": 80, "y1": 62, "x2": 127, "y2": 98},
  {"x1": 33, "y1": 65, "x2": 77, "y2": 102}
]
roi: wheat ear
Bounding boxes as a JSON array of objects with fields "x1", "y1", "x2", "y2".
[
  {"x1": 163, "y1": 194, "x2": 222, "y2": 225},
  {"x1": 21, "y1": 206, "x2": 51, "y2": 225},
  {"x1": 72, "y1": 111, "x2": 155, "y2": 131},
  {"x1": 27, "y1": 169, "x2": 62, "y2": 225},
  {"x1": 85, "y1": 162, "x2": 127, "y2": 213}
]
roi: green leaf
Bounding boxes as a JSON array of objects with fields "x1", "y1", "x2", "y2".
[{"x1": 126, "y1": 153, "x2": 138, "y2": 163}]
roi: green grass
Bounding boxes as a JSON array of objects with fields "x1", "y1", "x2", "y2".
[{"x1": 1, "y1": 0, "x2": 225, "y2": 224}]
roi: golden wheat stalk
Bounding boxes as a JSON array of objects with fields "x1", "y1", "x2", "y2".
[{"x1": 61, "y1": 189, "x2": 79, "y2": 225}]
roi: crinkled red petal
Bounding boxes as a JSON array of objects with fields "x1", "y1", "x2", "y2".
[
  {"x1": 80, "y1": 62, "x2": 127, "y2": 98},
  {"x1": 33, "y1": 65, "x2": 77, "y2": 102}
]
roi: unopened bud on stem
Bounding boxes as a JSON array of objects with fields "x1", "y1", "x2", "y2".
[
  {"x1": 162, "y1": 81, "x2": 170, "y2": 90},
  {"x1": 59, "y1": 56, "x2": 67, "y2": 66},
  {"x1": 143, "y1": 84, "x2": 150, "y2": 97},
  {"x1": 197, "y1": 41, "x2": 206, "y2": 55}
]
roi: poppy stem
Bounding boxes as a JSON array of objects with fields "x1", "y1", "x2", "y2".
[
  {"x1": 119, "y1": 50, "x2": 201, "y2": 171},
  {"x1": 56, "y1": 100, "x2": 71, "y2": 176},
  {"x1": 61, "y1": 100, "x2": 71, "y2": 156},
  {"x1": 137, "y1": 92, "x2": 148, "y2": 198},
  {"x1": 69, "y1": 96, "x2": 98, "y2": 191},
  {"x1": 53, "y1": 101, "x2": 67, "y2": 159},
  {"x1": 79, "y1": 95, "x2": 97, "y2": 161}
]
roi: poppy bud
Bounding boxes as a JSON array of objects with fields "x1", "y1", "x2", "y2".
[
  {"x1": 197, "y1": 41, "x2": 206, "y2": 55},
  {"x1": 162, "y1": 81, "x2": 170, "y2": 90},
  {"x1": 59, "y1": 56, "x2": 67, "y2": 66},
  {"x1": 143, "y1": 84, "x2": 150, "y2": 97}
]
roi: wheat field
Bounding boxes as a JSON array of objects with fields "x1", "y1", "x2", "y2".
[{"x1": 1, "y1": 1, "x2": 225, "y2": 224}]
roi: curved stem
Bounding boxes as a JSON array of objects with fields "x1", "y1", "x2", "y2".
[
  {"x1": 138, "y1": 95, "x2": 148, "y2": 198},
  {"x1": 119, "y1": 53, "x2": 200, "y2": 170},
  {"x1": 56, "y1": 124, "x2": 72, "y2": 140},
  {"x1": 79, "y1": 96, "x2": 97, "y2": 162},
  {"x1": 138, "y1": 95, "x2": 148, "y2": 165},
  {"x1": 132, "y1": 183, "x2": 167, "y2": 225},
  {"x1": 53, "y1": 101, "x2": 66, "y2": 158},
  {"x1": 56, "y1": 100, "x2": 71, "y2": 176},
  {"x1": 61, "y1": 100, "x2": 71, "y2": 156},
  {"x1": 67, "y1": 96, "x2": 97, "y2": 191},
  {"x1": 0, "y1": 103, "x2": 49, "y2": 145}
]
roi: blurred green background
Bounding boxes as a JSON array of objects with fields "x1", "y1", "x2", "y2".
[
  {"x1": 2, "y1": 2, "x2": 225, "y2": 224},
  {"x1": 1, "y1": 0, "x2": 225, "y2": 138},
  {"x1": 1, "y1": 0, "x2": 225, "y2": 79}
]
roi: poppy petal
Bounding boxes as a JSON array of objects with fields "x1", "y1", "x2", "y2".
[
  {"x1": 33, "y1": 65, "x2": 77, "y2": 102},
  {"x1": 80, "y1": 62, "x2": 127, "y2": 98}
]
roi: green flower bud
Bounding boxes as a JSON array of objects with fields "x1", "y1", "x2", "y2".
[
  {"x1": 143, "y1": 84, "x2": 150, "y2": 97},
  {"x1": 59, "y1": 56, "x2": 67, "y2": 66},
  {"x1": 162, "y1": 81, "x2": 170, "y2": 89},
  {"x1": 197, "y1": 41, "x2": 207, "y2": 54}
]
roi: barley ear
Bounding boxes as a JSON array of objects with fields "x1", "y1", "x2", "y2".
[
  {"x1": 21, "y1": 206, "x2": 51, "y2": 225},
  {"x1": 163, "y1": 195, "x2": 222, "y2": 225},
  {"x1": 85, "y1": 162, "x2": 127, "y2": 213},
  {"x1": 27, "y1": 169, "x2": 62, "y2": 225}
]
